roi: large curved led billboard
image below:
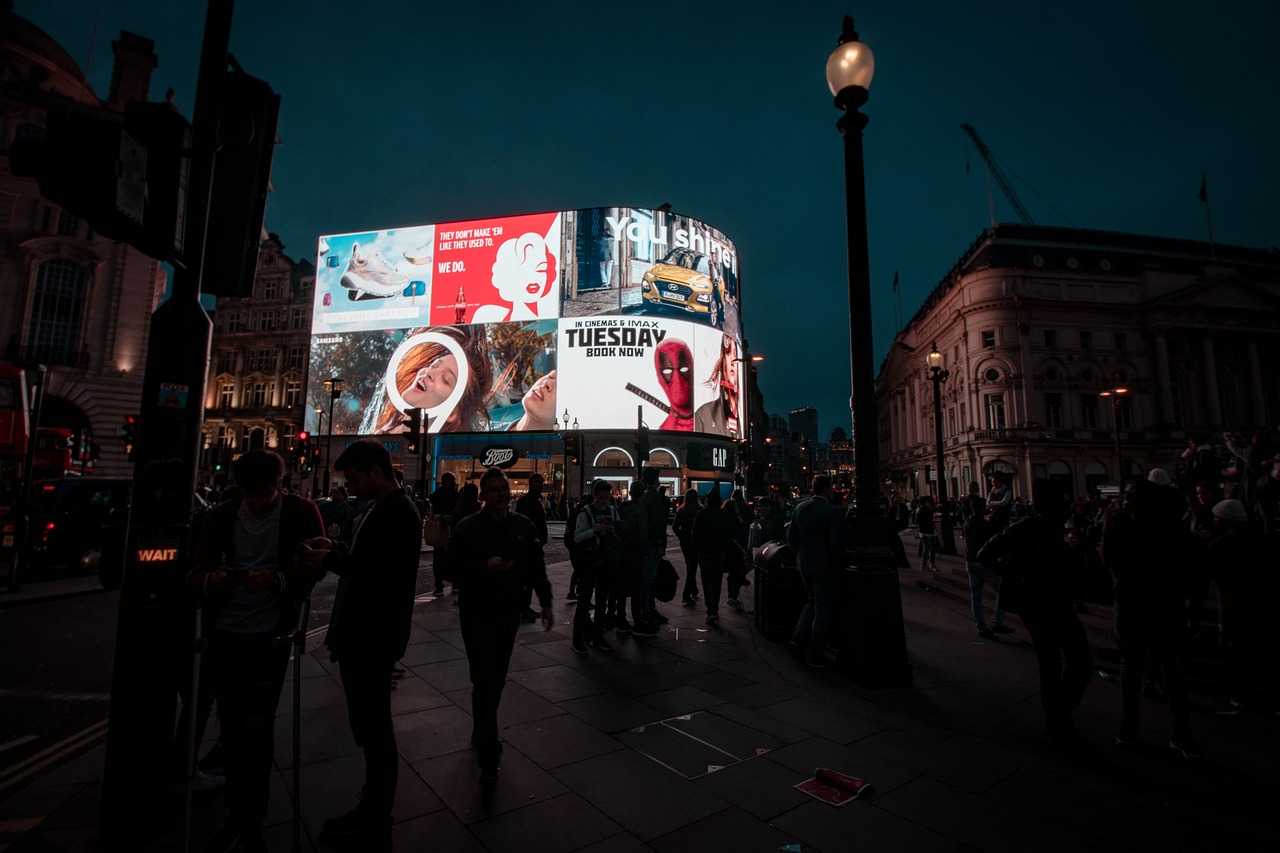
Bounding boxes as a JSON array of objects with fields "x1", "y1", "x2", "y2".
[{"x1": 306, "y1": 207, "x2": 744, "y2": 438}]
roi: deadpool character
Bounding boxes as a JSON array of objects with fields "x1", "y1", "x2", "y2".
[{"x1": 655, "y1": 340, "x2": 694, "y2": 431}]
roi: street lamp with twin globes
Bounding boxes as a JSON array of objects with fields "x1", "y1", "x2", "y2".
[{"x1": 927, "y1": 344, "x2": 957, "y2": 554}]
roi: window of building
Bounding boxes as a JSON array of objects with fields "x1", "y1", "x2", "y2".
[
  {"x1": 953, "y1": 344, "x2": 960, "y2": 364},
  {"x1": 1114, "y1": 332, "x2": 1127, "y2": 351},
  {"x1": 286, "y1": 345, "x2": 304, "y2": 370},
  {"x1": 216, "y1": 350, "x2": 236, "y2": 375},
  {"x1": 981, "y1": 329, "x2": 996, "y2": 349},
  {"x1": 285, "y1": 381, "x2": 302, "y2": 407},
  {"x1": 250, "y1": 382, "x2": 267, "y2": 408},
  {"x1": 984, "y1": 394, "x2": 1006, "y2": 430},
  {"x1": 258, "y1": 311, "x2": 276, "y2": 332},
  {"x1": 290, "y1": 306, "x2": 306, "y2": 330},
  {"x1": 219, "y1": 383, "x2": 234, "y2": 408},
  {"x1": 1080, "y1": 395, "x2": 1099, "y2": 429},
  {"x1": 249, "y1": 349, "x2": 276, "y2": 372},
  {"x1": 262, "y1": 278, "x2": 279, "y2": 300},
  {"x1": 1079, "y1": 330, "x2": 1092, "y2": 351},
  {"x1": 959, "y1": 403, "x2": 967, "y2": 431},
  {"x1": 1045, "y1": 393, "x2": 1064, "y2": 428},
  {"x1": 29, "y1": 259, "x2": 88, "y2": 361},
  {"x1": 1044, "y1": 329, "x2": 1057, "y2": 348},
  {"x1": 984, "y1": 367, "x2": 1001, "y2": 383},
  {"x1": 947, "y1": 408, "x2": 957, "y2": 436}
]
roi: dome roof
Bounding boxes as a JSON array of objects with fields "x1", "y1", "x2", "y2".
[{"x1": 2, "y1": 10, "x2": 91, "y2": 85}]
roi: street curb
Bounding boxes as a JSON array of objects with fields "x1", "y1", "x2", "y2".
[{"x1": 0, "y1": 584, "x2": 109, "y2": 611}]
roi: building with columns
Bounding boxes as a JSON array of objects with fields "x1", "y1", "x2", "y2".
[
  {"x1": 877, "y1": 225, "x2": 1280, "y2": 502},
  {"x1": 200, "y1": 235, "x2": 314, "y2": 472},
  {"x1": 0, "y1": 15, "x2": 167, "y2": 479}
]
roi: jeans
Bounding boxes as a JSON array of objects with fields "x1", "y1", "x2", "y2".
[
  {"x1": 432, "y1": 544, "x2": 449, "y2": 594},
  {"x1": 700, "y1": 552, "x2": 725, "y2": 617},
  {"x1": 791, "y1": 563, "x2": 837, "y2": 652},
  {"x1": 1119, "y1": 622, "x2": 1191, "y2": 740},
  {"x1": 208, "y1": 631, "x2": 290, "y2": 830},
  {"x1": 679, "y1": 539, "x2": 699, "y2": 600},
  {"x1": 573, "y1": 558, "x2": 604, "y2": 646},
  {"x1": 460, "y1": 606, "x2": 520, "y2": 769},
  {"x1": 1021, "y1": 605, "x2": 1092, "y2": 734},
  {"x1": 338, "y1": 654, "x2": 398, "y2": 815},
  {"x1": 967, "y1": 562, "x2": 1005, "y2": 628}
]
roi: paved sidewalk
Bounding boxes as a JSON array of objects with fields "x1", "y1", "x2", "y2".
[{"x1": 3, "y1": 542, "x2": 1278, "y2": 852}]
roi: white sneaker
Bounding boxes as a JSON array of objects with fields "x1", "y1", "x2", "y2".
[{"x1": 341, "y1": 243, "x2": 408, "y2": 297}]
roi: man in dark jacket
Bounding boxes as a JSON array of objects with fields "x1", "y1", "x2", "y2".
[
  {"x1": 634, "y1": 467, "x2": 670, "y2": 633},
  {"x1": 979, "y1": 486, "x2": 1090, "y2": 744},
  {"x1": 302, "y1": 441, "x2": 421, "y2": 843},
  {"x1": 694, "y1": 490, "x2": 737, "y2": 627},
  {"x1": 672, "y1": 490, "x2": 702, "y2": 606},
  {"x1": 572, "y1": 479, "x2": 622, "y2": 653},
  {"x1": 451, "y1": 468, "x2": 554, "y2": 781},
  {"x1": 190, "y1": 451, "x2": 324, "y2": 853},
  {"x1": 788, "y1": 476, "x2": 846, "y2": 668},
  {"x1": 515, "y1": 473, "x2": 549, "y2": 623},
  {"x1": 429, "y1": 472, "x2": 460, "y2": 594}
]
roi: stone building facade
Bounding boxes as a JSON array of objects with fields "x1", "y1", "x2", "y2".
[
  {"x1": 0, "y1": 14, "x2": 167, "y2": 479},
  {"x1": 877, "y1": 225, "x2": 1280, "y2": 501},
  {"x1": 200, "y1": 235, "x2": 314, "y2": 471}
]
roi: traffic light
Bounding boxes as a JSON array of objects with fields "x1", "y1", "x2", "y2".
[
  {"x1": 295, "y1": 431, "x2": 311, "y2": 468},
  {"x1": 200, "y1": 70, "x2": 280, "y2": 297},
  {"x1": 404, "y1": 409, "x2": 422, "y2": 455},
  {"x1": 10, "y1": 99, "x2": 191, "y2": 262},
  {"x1": 120, "y1": 415, "x2": 139, "y2": 462},
  {"x1": 563, "y1": 433, "x2": 580, "y2": 465}
]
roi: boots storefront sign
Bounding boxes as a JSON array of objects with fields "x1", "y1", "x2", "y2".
[{"x1": 476, "y1": 446, "x2": 520, "y2": 469}]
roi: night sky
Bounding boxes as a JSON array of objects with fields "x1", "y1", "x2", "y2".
[{"x1": 24, "y1": 0, "x2": 1280, "y2": 438}]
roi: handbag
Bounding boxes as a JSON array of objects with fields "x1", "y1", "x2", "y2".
[
  {"x1": 424, "y1": 516, "x2": 450, "y2": 547},
  {"x1": 654, "y1": 558, "x2": 678, "y2": 603}
]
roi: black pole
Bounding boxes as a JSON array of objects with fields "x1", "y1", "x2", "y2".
[
  {"x1": 102, "y1": 1, "x2": 231, "y2": 843},
  {"x1": 324, "y1": 391, "x2": 335, "y2": 495},
  {"x1": 930, "y1": 369, "x2": 956, "y2": 554},
  {"x1": 837, "y1": 90, "x2": 879, "y2": 515},
  {"x1": 8, "y1": 365, "x2": 46, "y2": 591},
  {"x1": 1112, "y1": 397, "x2": 1124, "y2": 488}
]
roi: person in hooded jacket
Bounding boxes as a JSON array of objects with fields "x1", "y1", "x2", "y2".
[{"x1": 979, "y1": 484, "x2": 1091, "y2": 744}]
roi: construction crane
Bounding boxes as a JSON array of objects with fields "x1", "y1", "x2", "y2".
[{"x1": 961, "y1": 123, "x2": 1035, "y2": 226}]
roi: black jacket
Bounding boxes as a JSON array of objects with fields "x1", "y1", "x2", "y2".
[
  {"x1": 452, "y1": 509, "x2": 552, "y2": 614},
  {"x1": 322, "y1": 491, "x2": 422, "y2": 663},
  {"x1": 515, "y1": 492, "x2": 548, "y2": 545},
  {"x1": 693, "y1": 506, "x2": 736, "y2": 559},
  {"x1": 977, "y1": 516, "x2": 1073, "y2": 616}
]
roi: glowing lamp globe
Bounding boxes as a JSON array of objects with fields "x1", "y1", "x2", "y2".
[{"x1": 826, "y1": 39, "x2": 875, "y2": 96}]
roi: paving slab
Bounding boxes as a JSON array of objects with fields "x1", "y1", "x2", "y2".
[
  {"x1": 557, "y1": 693, "x2": 664, "y2": 733},
  {"x1": 509, "y1": 664, "x2": 610, "y2": 703},
  {"x1": 692, "y1": 756, "x2": 811, "y2": 821},
  {"x1": 470, "y1": 792, "x2": 620, "y2": 853},
  {"x1": 445, "y1": 681, "x2": 566, "y2": 729},
  {"x1": 763, "y1": 735, "x2": 923, "y2": 798},
  {"x1": 649, "y1": 806, "x2": 798, "y2": 853},
  {"x1": 390, "y1": 808, "x2": 484, "y2": 852},
  {"x1": 770, "y1": 801, "x2": 952, "y2": 853},
  {"x1": 411, "y1": 744, "x2": 566, "y2": 825},
  {"x1": 399, "y1": 639, "x2": 466, "y2": 667},
  {"x1": 574, "y1": 833, "x2": 653, "y2": 853},
  {"x1": 391, "y1": 704, "x2": 475, "y2": 762},
  {"x1": 498, "y1": 713, "x2": 625, "y2": 770},
  {"x1": 759, "y1": 697, "x2": 885, "y2": 745},
  {"x1": 285, "y1": 754, "x2": 444, "y2": 839},
  {"x1": 552, "y1": 749, "x2": 727, "y2": 842}
]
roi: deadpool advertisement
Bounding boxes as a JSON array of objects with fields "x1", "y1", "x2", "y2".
[{"x1": 554, "y1": 316, "x2": 742, "y2": 438}]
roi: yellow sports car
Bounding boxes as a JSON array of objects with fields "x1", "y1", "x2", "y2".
[{"x1": 641, "y1": 248, "x2": 719, "y2": 316}]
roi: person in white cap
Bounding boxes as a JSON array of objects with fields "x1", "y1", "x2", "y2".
[{"x1": 1208, "y1": 498, "x2": 1270, "y2": 714}]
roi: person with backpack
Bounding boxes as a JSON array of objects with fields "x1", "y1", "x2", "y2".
[
  {"x1": 572, "y1": 480, "x2": 622, "y2": 654},
  {"x1": 515, "y1": 473, "x2": 549, "y2": 623},
  {"x1": 428, "y1": 473, "x2": 460, "y2": 595},
  {"x1": 635, "y1": 468, "x2": 671, "y2": 633},
  {"x1": 961, "y1": 482, "x2": 1010, "y2": 639},
  {"x1": 564, "y1": 495, "x2": 590, "y2": 601},
  {"x1": 978, "y1": 485, "x2": 1091, "y2": 745},
  {"x1": 673, "y1": 490, "x2": 702, "y2": 606},
  {"x1": 619, "y1": 480, "x2": 652, "y2": 636}
]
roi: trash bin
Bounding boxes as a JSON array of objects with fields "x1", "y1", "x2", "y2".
[{"x1": 754, "y1": 541, "x2": 804, "y2": 642}]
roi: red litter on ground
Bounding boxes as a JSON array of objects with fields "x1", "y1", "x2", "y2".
[{"x1": 794, "y1": 768, "x2": 872, "y2": 806}]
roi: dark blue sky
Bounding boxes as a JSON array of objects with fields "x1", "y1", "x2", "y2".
[{"x1": 26, "y1": 0, "x2": 1280, "y2": 438}]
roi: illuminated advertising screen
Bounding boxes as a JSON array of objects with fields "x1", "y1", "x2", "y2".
[{"x1": 307, "y1": 207, "x2": 743, "y2": 438}]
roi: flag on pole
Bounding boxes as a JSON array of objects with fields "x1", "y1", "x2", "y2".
[
  {"x1": 891, "y1": 270, "x2": 899, "y2": 293},
  {"x1": 1198, "y1": 172, "x2": 1208, "y2": 204}
]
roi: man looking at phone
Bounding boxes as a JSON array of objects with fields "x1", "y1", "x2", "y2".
[
  {"x1": 451, "y1": 467, "x2": 554, "y2": 782},
  {"x1": 190, "y1": 450, "x2": 324, "y2": 853},
  {"x1": 300, "y1": 440, "x2": 421, "y2": 844}
]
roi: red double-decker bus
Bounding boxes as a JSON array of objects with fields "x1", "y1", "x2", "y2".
[{"x1": 0, "y1": 364, "x2": 77, "y2": 509}]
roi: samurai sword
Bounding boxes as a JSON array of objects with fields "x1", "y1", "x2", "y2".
[{"x1": 625, "y1": 382, "x2": 671, "y2": 414}]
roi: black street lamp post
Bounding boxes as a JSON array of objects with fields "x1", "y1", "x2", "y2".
[
  {"x1": 1099, "y1": 383, "x2": 1130, "y2": 487},
  {"x1": 927, "y1": 344, "x2": 957, "y2": 554},
  {"x1": 322, "y1": 377, "x2": 344, "y2": 495},
  {"x1": 827, "y1": 14, "x2": 911, "y2": 687}
]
